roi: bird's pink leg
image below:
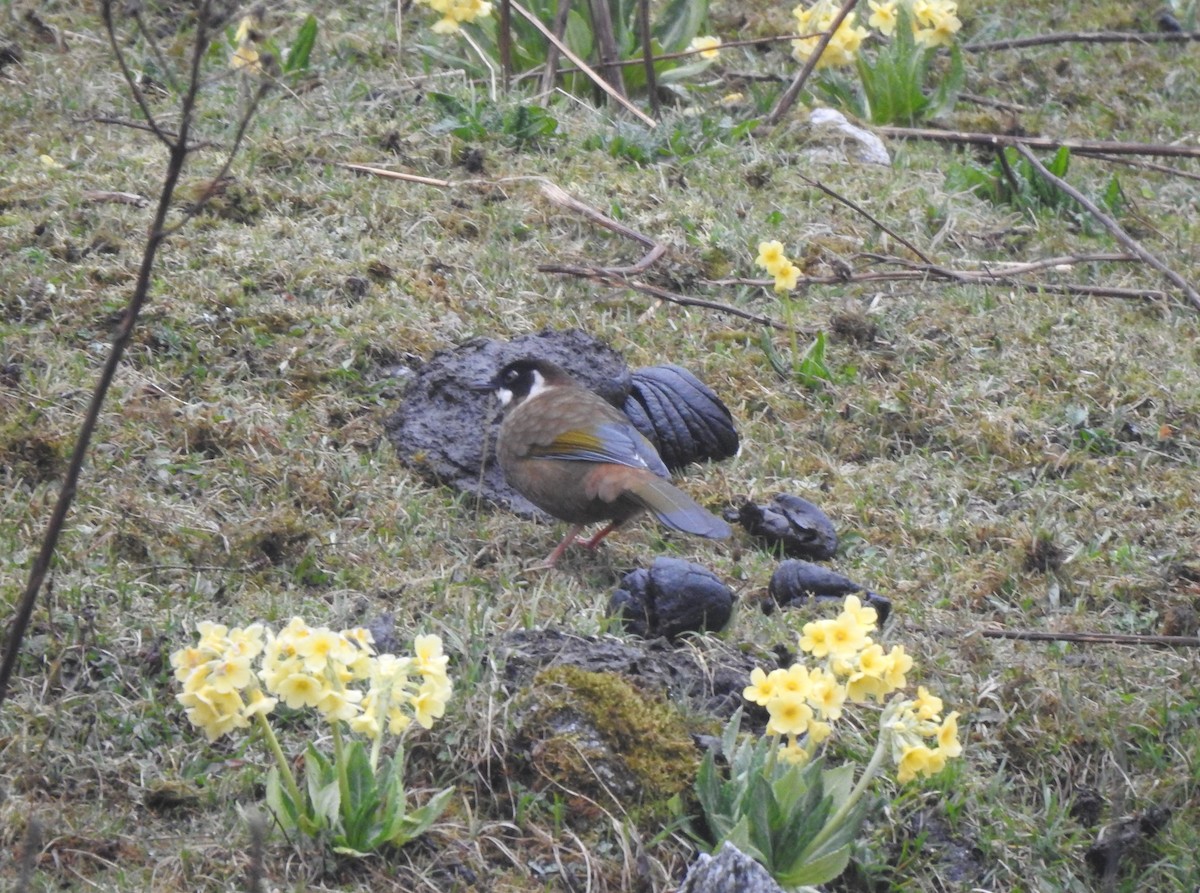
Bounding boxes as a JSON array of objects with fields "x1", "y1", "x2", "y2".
[
  {"x1": 543, "y1": 524, "x2": 585, "y2": 567},
  {"x1": 579, "y1": 522, "x2": 619, "y2": 550}
]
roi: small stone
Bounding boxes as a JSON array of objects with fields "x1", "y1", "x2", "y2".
[
  {"x1": 738, "y1": 494, "x2": 838, "y2": 560},
  {"x1": 767, "y1": 559, "x2": 892, "y2": 625},
  {"x1": 610, "y1": 557, "x2": 734, "y2": 639}
]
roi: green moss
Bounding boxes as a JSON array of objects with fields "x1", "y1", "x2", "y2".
[{"x1": 520, "y1": 665, "x2": 700, "y2": 824}]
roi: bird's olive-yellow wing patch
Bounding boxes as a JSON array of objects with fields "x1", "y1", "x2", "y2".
[{"x1": 528, "y1": 422, "x2": 669, "y2": 477}]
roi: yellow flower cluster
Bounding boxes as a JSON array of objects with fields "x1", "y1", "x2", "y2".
[
  {"x1": 754, "y1": 240, "x2": 801, "y2": 294},
  {"x1": 868, "y1": 0, "x2": 962, "y2": 47},
  {"x1": 171, "y1": 619, "x2": 452, "y2": 743},
  {"x1": 885, "y1": 686, "x2": 962, "y2": 782},
  {"x1": 791, "y1": 0, "x2": 869, "y2": 69},
  {"x1": 417, "y1": 0, "x2": 494, "y2": 35},
  {"x1": 744, "y1": 596, "x2": 962, "y2": 778}
]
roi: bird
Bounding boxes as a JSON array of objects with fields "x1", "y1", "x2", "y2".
[{"x1": 481, "y1": 357, "x2": 731, "y2": 567}]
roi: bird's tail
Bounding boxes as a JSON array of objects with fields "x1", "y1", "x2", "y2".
[{"x1": 626, "y1": 475, "x2": 731, "y2": 540}]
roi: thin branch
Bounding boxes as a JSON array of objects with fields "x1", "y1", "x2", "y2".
[
  {"x1": 509, "y1": 0, "x2": 655, "y2": 127},
  {"x1": 966, "y1": 30, "x2": 1200, "y2": 52},
  {"x1": 537, "y1": 262, "x2": 812, "y2": 332},
  {"x1": 878, "y1": 126, "x2": 1200, "y2": 160},
  {"x1": 1085, "y1": 152, "x2": 1200, "y2": 183},
  {"x1": 637, "y1": 0, "x2": 658, "y2": 120},
  {"x1": 538, "y1": 0, "x2": 574, "y2": 100},
  {"x1": 1012, "y1": 142, "x2": 1200, "y2": 311},
  {"x1": 100, "y1": 1, "x2": 171, "y2": 148},
  {"x1": 796, "y1": 172, "x2": 934, "y2": 264},
  {"x1": 767, "y1": 0, "x2": 858, "y2": 125},
  {"x1": 918, "y1": 625, "x2": 1200, "y2": 648},
  {"x1": 0, "y1": 0, "x2": 263, "y2": 709}
]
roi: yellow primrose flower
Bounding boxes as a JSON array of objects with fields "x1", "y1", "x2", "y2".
[
  {"x1": 773, "y1": 260, "x2": 801, "y2": 293},
  {"x1": 273, "y1": 671, "x2": 328, "y2": 709},
  {"x1": 688, "y1": 35, "x2": 722, "y2": 60},
  {"x1": 410, "y1": 687, "x2": 447, "y2": 729},
  {"x1": 840, "y1": 595, "x2": 878, "y2": 630},
  {"x1": 883, "y1": 644, "x2": 913, "y2": 689},
  {"x1": 826, "y1": 613, "x2": 871, "y2": 658},
  {"x1": 807, "y1": 719, "x2": 833, "y2": 744},
  {"x1": 178, "y1": 687, "x2": 248, "y2": 741},
  {"x1": 938, "y1": 711, "x2": 962, "y2": 757},
  {"x1": 206, "y1": 656, "x2": 254, "y2": 694},
  {"x1": 767, "y1": 691, "x2": 815, "y2": 737},
  {"x1": 896, "y1": 743, "x2": 945, "y2": 782},
  {"x1": 779, "y1": 736, "x2": 811, "y2": 765},
  {"x1": 743, "y1": 666, "x2": 776, "y2": 705},
  {"x1": 807, "y1": 671, "x2": 847, "y2": 721},
  {"x1": 915, "y1": 12, "x2": 960, "y2": 47},
  {"x1": 755, "y1": 240, "x2": 788, "y2": 275},
  {"x1": 912, "y1": 685, "x2": 943, "y2": 720},
  {"x1": 799, "y1": 618, "x2": 834, "y2": 657},
  {"x1": 868, "y1": 0, "x2": 899, "y2": 35},
  {"x1": 414, "y1": 634, "x2": 449, "y2": 678},
  {"x1": 775, "y1": 664, "x2": 813, "y2": 697}
]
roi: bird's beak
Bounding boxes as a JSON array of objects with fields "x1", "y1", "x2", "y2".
[{"x1": 469, "y1": 377, "x2": 496, "y2": 393}]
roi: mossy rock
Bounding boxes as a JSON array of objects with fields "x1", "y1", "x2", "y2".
[{"x1": 513, "y1": 665, "x2": 700, "y2": 826}]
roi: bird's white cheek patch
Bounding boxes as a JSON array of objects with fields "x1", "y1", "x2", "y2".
[
  {"x1": 525, "y1": 370, "x2": 549, "y2": 400},
  {"x1": 496, "y1": 388, "x2": 514, "y2": 407}
]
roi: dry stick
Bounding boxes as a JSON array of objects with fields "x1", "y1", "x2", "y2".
[
  {"x1": 918, "y1": 625, "x2": 1200, "y2": 648},
  {"x1": 586, "y1": 0, "x2": 626, "y2": 97},
  {"x1": 767, "y1": 0, "x2": 859, "y2": 124},
  {"x1": 498, "y1": 0, "x2": 513, "y2": 90},
  {"x1": 878, "y1": 126, "x2": 1200, "y2": 160},
  {"x1": 509, "y1": 0, "x2": 655, "y2": 128},
  {"x1": 0, "y1": 0, "x2": 225, "y2": 709},
  {"x1": 1012, "y1": 142, "x2": 1200, "y2": 312},
  {"x1": 638, "y1": 0, "x2": 659, "y2": 120},
  {"x1": 537, "y1": 180, "x2": 664, "y2": 271},
  {"x1": 1088, "y1": 152, "x2": 1200, "y2": 184},
  {"x1": 538, "y1": 0, "x2": 573, "y2": 100},
  {"x1": 965, "y1": 30, "x2": 1200, "y2": 52},
  {"x1": 796, "y1": 172, "x2": 935, "y2": 264},
  {"x1": 538, "y1": 263, "x2": 813, "y2": 332}
]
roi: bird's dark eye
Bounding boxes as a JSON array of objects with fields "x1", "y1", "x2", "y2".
[{"x1": 503, "y1": 368, "x2": 520, "y2": 386}]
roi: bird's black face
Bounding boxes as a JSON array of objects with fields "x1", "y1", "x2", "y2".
[{"x1": 489, "y1": 359, "x2": 551, "y2": 408}]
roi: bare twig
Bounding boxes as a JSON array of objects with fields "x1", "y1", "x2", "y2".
[
  {"x1": 0, "y1": 0, "x2": 263, "y2": 709},
  {"x1": 637, "y1": 0, "x2": 658, "y2": 119},
  {"x1": 966, "y1": 30, "x2": 1200, "y2": 52},
  {"x1": 586, "y1": 0, "x2": 626, "y2": 96},
  {"x1": 1085, "y1": 152, "x2": 1200, "y2": 183},
  {"x1": 537, "y1": 263, "x2": 813, "y2": 332},
  {"x1": 1012, "y1": 142, "x2": 1200, "y2": 311},
  {"x1": 539, "y1": 0, "x2": 574, "y2": 99},
  {"x1": 767, "y1": 0, "x2": 858, "y2": 124},
  {"x1": 796, "y1": 172, "x2": 934, "y2": 264},
  {"x1": 319, "y1": 159, "x2": 454, "y2": 187},
  {"x1": 918, "y1": 625, "x2": 1200, "y2": 648},
  {"x1": 509, "y1": 0, "x2": 655, "y2": 127},
  {"x1": 878, "y1": 126, "x2": 1200, "y2": 160},
  {"x1": 537, "y1": 180, "x2": 664, "y2": 272}
]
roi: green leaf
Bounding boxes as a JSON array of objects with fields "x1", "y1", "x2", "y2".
[
  {"x1": 776, "y1": 842, "x2": 853, "y2": 887},
  {"x1": 284, "y1": 14, "x2": 318, "y2": 74},
  {"x1": 654, "y1": 0, "x2": 709, "y2": 52}
]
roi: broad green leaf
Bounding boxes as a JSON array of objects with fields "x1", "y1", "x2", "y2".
[
  {"x1": 776, "y1": 841, "x2": 853, "y2": 887},
  {"x1": 284, "y1": 14, "x2": 318, "y2": 74},
  {"x1": 654, "y1": 0, "x2": 709, "y2": 52}
]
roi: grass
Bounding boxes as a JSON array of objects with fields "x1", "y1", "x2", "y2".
[{"x1": 1, "y1": 0, "x2": 1199, "y2": 889}]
